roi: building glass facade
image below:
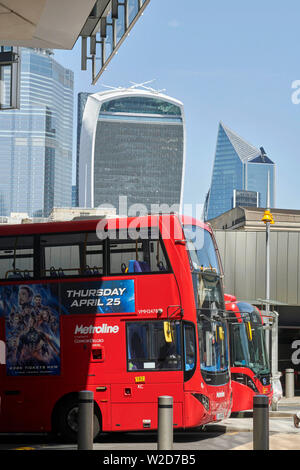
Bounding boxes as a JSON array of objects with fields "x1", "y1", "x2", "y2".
[
  {"x1": 205, "y1": 122, "x2": 275, "y2": 220},
  {"x1": 233, "y1": 189, "x2": 259, "y2": 208},
  {"x1": 0, "y1": 48, "x2": 73, "y2": 217},
  {"x1": 78, "y1": 90, "x2": 185, "y2": 212},
  {"x1": 247, "y1": 160, "x2": 275, "y2": 208}
]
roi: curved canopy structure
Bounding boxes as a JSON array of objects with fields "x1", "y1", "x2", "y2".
[
  {"x1": 0, "y1": 0, "x2": 96, "y2": 49},
  {"x1": 0, "y1": 0, "x2": 151, "y2": 86}
]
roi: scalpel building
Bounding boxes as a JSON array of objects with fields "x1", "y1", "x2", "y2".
[
  {"x1": 78, "y1": 88, "x2": 185, "y2": 213},
  {"x1": 205, "y1": 122, "x2": 276, "y2": 221}
]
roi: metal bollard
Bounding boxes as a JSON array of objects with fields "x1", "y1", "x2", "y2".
[
  {"x1": 285, "y1": 369, "x2": 295, "y2": 398},
  {"x1": 78, "y1": 390, "x2": 94, "y2": 450},
  {"x1": 253, "y1": 395, "x2": 269, "y2": 450},
  {"x1": 157, "y1": 396, "x2": 173, "y2": 450}
]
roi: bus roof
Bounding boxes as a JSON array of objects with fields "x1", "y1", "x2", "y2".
[
  {"x1": 0, "y1": 214, "x2": 211, "y2": 236},
  {"x1": 179, "y1": 215, "x2": 211, "y2": 232}
]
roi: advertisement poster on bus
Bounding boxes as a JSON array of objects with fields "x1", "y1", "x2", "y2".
[
  {"x1": 0, "y1": 284, "x2": 61, "y2": 377},
  {"x1": 59, "y1": 279, "x2": 135, "y2": 315},
  {"x1": 0, "y1": 279, "x2": 135, "y2": 376}
]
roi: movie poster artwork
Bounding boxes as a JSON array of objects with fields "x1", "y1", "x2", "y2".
[
  {"x1": 0, "y1": 284, "x2": 60, "y2": 377},
  {"x1": 0, "y1": 279, "x2": 135, "y2": 376}
]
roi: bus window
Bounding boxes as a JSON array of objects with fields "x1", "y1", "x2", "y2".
[
  {"x1": 230, "y1": 323, "x2": 251, "y2": 367},
  {"x1": 110, "y1": 239, "x2": 148, "y2": 274},
  {"x1": 109, "y1": 230, "x2": 169, "y2": 275},
  {"x1": 193, "y1": 272, "x2": 224, "y2": 311},
  {"x1": 82, "y1": 232, "x2": 104, "y2": 276},
  {"x1": 127, "y1": 321, "x2": 182, "y2": 371},
  {"x1": 197, "y1": 318, "x2": 229, "y2": 376},
  {"x1": 183, "y1": 322, "x2": 196, "y2": 372},
  {"x1": 41, "y1": 233, "x2": 81, "y2": 277},
  {"x1": 184, "y1": 225, "x2": 220, "y2": 274},
  {"x1": 0, "y1": 236, "x2": 34, "y2": 280},
  {"x1": 40, "y1": 232, "x2": 103, "y2": 277}
]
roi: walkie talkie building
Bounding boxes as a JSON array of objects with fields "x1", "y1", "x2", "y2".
[{"x1": 78, "y1": 88, "x2": 185, "y2": 213}]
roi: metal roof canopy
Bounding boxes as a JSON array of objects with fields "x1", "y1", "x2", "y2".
[
  {"x1": 0, "y1": 0, "x2": 97, "y2": 49},
  {"x1": 80, "y1": 0, "x2": 150, "y2": 84},
  {"x1": 0, "y1": 0, "x2": 97, "y2": 108},
  {"x1": 0, "y1": 0, "x2": 151, "y2": 86}
]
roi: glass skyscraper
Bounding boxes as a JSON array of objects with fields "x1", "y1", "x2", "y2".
[
  {"x1": 205, "y1": 122, "x2": 276, "y2": 220},
  {"x1": 78, "y1": 88, "x2": 185, "y2": 212},
  {"x1": 0, "y1": 48, "x2": 73, "y2": 217}
]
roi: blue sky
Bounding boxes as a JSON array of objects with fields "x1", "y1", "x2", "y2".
[{"x1": 54, "y1": 0, "x2": 300, "y2": 211}]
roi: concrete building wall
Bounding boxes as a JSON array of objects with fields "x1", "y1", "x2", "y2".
[
  {"x1": 215, "y1": 229, "x2": 300, "y2": 389},
  {"x1": 215, "y1": 230, "x2": 300, "y2": 306}
]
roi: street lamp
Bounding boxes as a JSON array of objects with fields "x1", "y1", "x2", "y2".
[
  {"x1": 261, "y1": 173, "x2": 282, "y2": 410},
  {"x1": 261, "y1": 173, "x2": 274, "y2": 316}
]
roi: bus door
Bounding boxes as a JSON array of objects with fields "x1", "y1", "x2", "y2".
[
  {"x1": 110, "y1": 320, "x2": 184, "y2": 432},
  {"x1": 62, "y1": 315, "x2": 125, "y2": 432},
  {"x1": 85, "y1": 332, "x2": 112, "y2": 432}
]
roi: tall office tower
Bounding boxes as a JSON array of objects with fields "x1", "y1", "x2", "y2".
[
  {"x1": 204, "y1": 122, "x2": 276, "y2": 221},
  {"x1": 78, "y1": 87, "x2": 185, "y2": 212},
  {"x1": 0, "y1": 48, "x2": 73, "y2": 217}
]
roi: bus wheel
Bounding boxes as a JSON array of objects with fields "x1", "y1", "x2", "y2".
[{"x1": 54, "y1": 395, "x2": 101, "y2": 443}]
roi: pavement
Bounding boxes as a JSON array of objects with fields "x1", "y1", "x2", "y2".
[
  {"x1": 205, "y1": 396, "x2": 300, "y2": 450},
  {"x1": 2, "y1": 397, "x2": 300, "y2": 452}
]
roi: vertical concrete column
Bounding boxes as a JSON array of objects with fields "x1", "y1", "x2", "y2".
[
  {"x1": 157, "y1": 396, "x2": 173, "y2": 450},
  {"x1": 253, "y1": 395, "x2": 269, "y2": 450},
  {"x1": 285, "y1": 369, "x2": 295, "y2": 398},
  {"x1": 78, "y1": 390, "x2": 94, "y2": 450}
]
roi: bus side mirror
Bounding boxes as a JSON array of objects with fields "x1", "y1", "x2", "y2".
[
  {"x1": 246, "y1": 322, "x2": 253, "y2": 341},
  {"x1": 164, "y1": 321, "x2": 173, "y2": 343},
  {"x1": 219, "y1": 326, "x2": 224, "y2": 341},
  {"x1": 216, "y1": 326, "x2": 224, "y2": 342}
]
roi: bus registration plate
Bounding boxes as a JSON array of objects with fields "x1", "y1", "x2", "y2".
[{"x1": 135, "y1": 376, "x2": 146, "y2": 383}]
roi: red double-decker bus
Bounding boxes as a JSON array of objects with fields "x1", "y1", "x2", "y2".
[
  {"x1": 225, "y1": 295, "x2": 272, "y2": 413},
  {"x1": 0, "y1": 214, "x2": 231, "y2": 441}
]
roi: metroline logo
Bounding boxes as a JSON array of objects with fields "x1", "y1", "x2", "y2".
[{"x1": 74, "y1": 324, "x2": 119, "y2": 335}]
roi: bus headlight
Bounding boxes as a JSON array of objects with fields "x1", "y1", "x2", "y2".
[
  {"x1": 192, "y1": 393, "x2": 210, "y2": 411},
  {"x1": 231, "y1": 373, "x2": 258, "y2": 393}
]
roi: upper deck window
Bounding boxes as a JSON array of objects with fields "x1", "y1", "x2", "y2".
[
  {"x1": 0, "y1": 236, "x2": 34, "y2": 280},
  {"x1": 0, "y1": 226, "x2": 171, "y2": 280},
  {"x1": 40, "y1": 231, "x2": 103, "y2": 278},
  {"x1": 108, "y1": 228, "x2": 170, "y2": 275}
]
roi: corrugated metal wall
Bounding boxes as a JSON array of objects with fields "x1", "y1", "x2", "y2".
[{"x1": 214, "y1": 231, "x2": 300, "y2": 306}]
